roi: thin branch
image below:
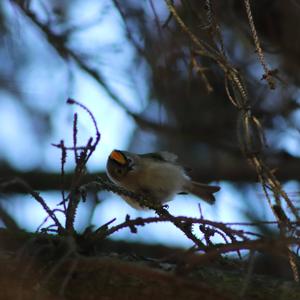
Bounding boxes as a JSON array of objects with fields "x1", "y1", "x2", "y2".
[
  {"x1": 0, "y1": 178, "x2": 64, "y2": 233},
  {"x1": 11, "y1": 1, "x2": 134, "y2": 115},
  {"x1": 243, "y1": 0, "x2": 276, "y2": 89},
  {"x1": 100, "y1": 215, "x2": 278, "y2": 239},
  {"x1": 184, "y1": 237, "x2": 300, "y2": 269}
]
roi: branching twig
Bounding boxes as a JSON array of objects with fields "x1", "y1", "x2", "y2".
[
  {"x1": 89, "y1": 178, "x2": 207, "y2": 250},
  {"x1": 0, "y1": 178, "x2": 64, "y2": 233},
  {"x1": 55, "y1": 99, "x2": 102, "y2": 233}
]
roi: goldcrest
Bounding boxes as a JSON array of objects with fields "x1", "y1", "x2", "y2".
[{"x1": 106, "y1": 149, "x2": 220, "y2": 209}]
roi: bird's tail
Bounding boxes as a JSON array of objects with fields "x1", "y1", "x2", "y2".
[{"x1": 184, "y1": 181, "x2": 220, "y2": 204}]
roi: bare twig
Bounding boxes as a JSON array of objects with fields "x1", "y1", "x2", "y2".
[
  {"x1": 0, "y1": 178, "x2": 64, "y2": 233},
  {"x1": 243, "y1": 0, "x2": 276, "y2": 89}
]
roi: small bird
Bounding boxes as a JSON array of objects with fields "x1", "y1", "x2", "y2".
[{"x1": 106, "y1": 149, "x2": 220, "y2": 209}]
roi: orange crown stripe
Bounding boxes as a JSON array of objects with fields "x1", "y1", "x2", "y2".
[{"x1": 110, "y1": 150, "x2": 127, "y2": 165}]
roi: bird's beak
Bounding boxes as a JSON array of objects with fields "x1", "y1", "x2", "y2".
[{"x1": 109, "y1": 150, "x2": 127, "y2": 165}]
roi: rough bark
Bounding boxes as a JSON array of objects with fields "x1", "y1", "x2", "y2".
[{"x1": 0, "y1": 229, "x2": 299, "y2": 300}]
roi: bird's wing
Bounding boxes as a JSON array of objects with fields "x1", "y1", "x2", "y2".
[{"x1": 140, "y1": 151, "x2": 178, "y2": 163}]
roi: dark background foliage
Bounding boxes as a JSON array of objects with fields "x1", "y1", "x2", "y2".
[{"x1": 1, "y1": 1, "x2": 300, "y2": 299}]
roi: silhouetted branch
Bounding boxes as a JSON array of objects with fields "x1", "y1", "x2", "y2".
[
  {"x1": 11, "y1": 1, "x2": 133, "y2": 115},
  {"x1": 0, "y1": 178, "x2": 64, "y2": 233},
  {"x1": 184, "y1": 236, "x2": 300, "y2": 270}
]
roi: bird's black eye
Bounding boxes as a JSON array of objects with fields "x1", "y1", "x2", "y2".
[{"x1": 127, "y1": 158, "x2": 134, "y2": 169}]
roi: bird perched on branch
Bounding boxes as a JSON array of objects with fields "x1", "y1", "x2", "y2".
[{"x1": 106, "y1": 150, "x2": 220, "y2": 209}]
